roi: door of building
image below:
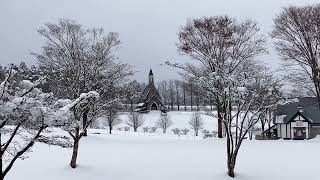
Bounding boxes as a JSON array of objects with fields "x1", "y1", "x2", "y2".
[{"x1": 293, "y1": 127, "x2": 306, "y2": 140}]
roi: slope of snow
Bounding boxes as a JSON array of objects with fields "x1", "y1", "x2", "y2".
[{"x1": 7, "y1": 129, "x2": 320, "y2": 180}]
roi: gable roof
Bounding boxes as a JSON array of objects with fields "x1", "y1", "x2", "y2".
[{"x1": 274, "y1": 97, "x2": 320, "y2": 124}]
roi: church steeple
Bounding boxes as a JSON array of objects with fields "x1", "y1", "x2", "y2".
[{"x1": 149, "y1": 69, "x2": 154, "y2": 84}]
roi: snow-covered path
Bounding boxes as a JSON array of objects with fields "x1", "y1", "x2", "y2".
[{"x1": 7, "y1": 131, "x2": 320, "y2": 180}]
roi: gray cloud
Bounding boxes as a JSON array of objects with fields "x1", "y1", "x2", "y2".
[{"x1": 0, "y1": 0, "x2": 318, "y2": 82}]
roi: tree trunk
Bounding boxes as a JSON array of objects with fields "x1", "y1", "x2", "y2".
[
  {"x1": 217, "y1": 105, "x2": 223, "y2": 138},
  {"x1": 134, "y1": 127, "x2": 137, "y2": 132},
  {"x1": 183, "y1": 87, "x2": 186, "y2": 111},
  {"x1": 82, "y1": 109, "x2": 89, "y2": 136},
  {"x1": 227, "y1": 152, "x2": 236, "y2": 178},
  {"x1": 0, "y1": 133, "x2": 3, "y2": 180},
  {"x1": 228, "y1": 164, "x2": 235, "y2": 178},
  {"x1": 70, "y1": 128, "x2": 80, "y2": 168},
  {"x1": 109, "y1": 126, "x2": 112, "y2": 134}
]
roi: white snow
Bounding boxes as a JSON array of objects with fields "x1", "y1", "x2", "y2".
[
  {"x1": 6, "y1": 128, "x2": 320, "y2": 180},
  {"x1": 275, "y1": 115, "x2": 286, "y2": 123},
  {"x1": 137, "y1": 103, "x2": 145, "y2": 106},
  {"x1": 117, "y1": 111, "x2": 217, "y2": 133},
  {"x1": 5, "y1": 111, "x2": 320, "y2": 180}
]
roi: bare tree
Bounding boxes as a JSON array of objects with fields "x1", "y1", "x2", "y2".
[
  {"x1": 158, "y1": 81, "x2": 169, "y2": 109},
  {"x1": 126, "y1": 112, "x2": 144, "y2": 132},
  {"x1": 169, "y1": 16, "x2": 266, "y2": 138},
  {"x1": 106, "y1": 108, "x2": 122, "y2": 134},
  {"x1": 174, "y1": 80, "x2": 181, "y2": 111},
  {"x1": 124, "y1": 80, "x2": 142, "y2": 111},
  {"x1": 156, "y1": 113, "x2": 173, "y2": 134},
  {"x1": 168, "y1": 80, "x2": 175, "y2": 110},
  {"x1": 169, "y1": 16, "x2": 267, "y2": 177},
  {"x1": 271, "y1": 4, "x2": 320, "y2": 106},
  {"x1": 182, "y1": 82, "x2": 187, "y2": 110},
  {"x1": 33, "y1": 19, "x2": 133, "y2": 136},
  {"x1": 189, "y1": 112, "x2": 204, "y2": 136}
]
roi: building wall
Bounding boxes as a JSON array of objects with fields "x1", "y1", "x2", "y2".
[
  {"x1": 277, "y1": 122, "x2": 310, "y2": 139},
  {"x1": 277, "y1": 124, "x2": 281, "y2": 138},
  {"x1": 280, "y1": 124, "x2": 288, "y2": 138}
]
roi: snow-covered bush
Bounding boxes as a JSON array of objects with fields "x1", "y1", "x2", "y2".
[
  {"x1": 181, "y1": 128, "x2": 190, "y2": 135},
  {"x1": 150, "y1": 127, "x2": 157, "y2": 133},
  {"x1": 124, "y1": 126, "x2": 130, "y2": 131},
  {"x1": 143, "y1": 127, "x2": 149, "y2": 133},
  {"x1": 202, "y1": 129, "x2": 210, "y2": 135},
  {"x1": 212, "y1": 131, "x2": 218, "y2": 137},
  {"x1": 172, "y1": 128, "x2": 180, "y2": 135}
]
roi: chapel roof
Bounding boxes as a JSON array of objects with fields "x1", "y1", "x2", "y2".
[{"x1": 274, "y1": 97, "x2": 320, "y2": 124}]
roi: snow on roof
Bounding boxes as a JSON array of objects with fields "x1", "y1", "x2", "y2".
[
  {"x1": 275, "y1": 115, "x2": 286, "y2": 124},
  {"x1": 138, "y1": 103, "x2": 145, "y2": 106}
]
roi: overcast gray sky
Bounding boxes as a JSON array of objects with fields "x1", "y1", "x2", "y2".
[{"x1": 0, "y1": 0, "x2": 319, "y2": 82}]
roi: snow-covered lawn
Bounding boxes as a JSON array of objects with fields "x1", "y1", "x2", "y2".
[
  {"x1": 7, "y1": 129, "x2": 320, "y2": 180},
  {"x1": 116, "y1": 111, "x2": 218, "y2": 133}
]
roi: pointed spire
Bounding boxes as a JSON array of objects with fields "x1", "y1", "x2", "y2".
[{"x1": 149, "y1": 69, "x2": 154, "y2": 84}]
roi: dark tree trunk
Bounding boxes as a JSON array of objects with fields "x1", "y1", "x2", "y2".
[
  {"x1": 190, "y1": 93, "x2": 193, "y2": 111},
  {"x1": 261, "y1": 123, "x2": 265, "y2": 139},
  {"x1": 0, "y1": 133, "x2": 3, "y2": 180},
  {"x1": 176, "y1": 91, "x2": 180, "y2": 111},
  {"x1": 70, "y1": 128, "x2": 80, "y2": 168},
  {"x1": 134, "y1": 127, "x2": 137, "y2": 132},
  {"x1": 196, "y1": 96, "x2": 199, "y2": 111},
  {"x1": 82, "y1": 109, "x2": 89, "y2": 136},
  {"x1": 130, "y1": 99, "x2": 133, "y2": 111},
  {"x1": 217, "y1": 105, "x2": 223, "y2": 138},
  {"x1": 183, "y1": 86, "x2": 187, "y2": 111},
  {"x1": 108, "y1": 110, "x2": 112, "y2": 134},
  {"x1": 228, "y1": 163, "x2": 235, "y2": 178}
]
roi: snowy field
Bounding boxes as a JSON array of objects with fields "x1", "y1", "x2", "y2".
[
  {"x1": 6, "y1": 111, "x2": 320, "y2": 180},
  {"x1": 7, "y1": 129, "x2": 320, "y2": 180},
  {"x1": 116, "y1": 111, "x2": 217, "y2": 133}
]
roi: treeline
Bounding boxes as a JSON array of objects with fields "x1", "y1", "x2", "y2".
[{"x1": 120, "y1": 79, "x2": 214, "y2": 111}]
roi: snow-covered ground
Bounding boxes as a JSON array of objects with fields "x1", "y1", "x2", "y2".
[
  {"x1": 6, "y1": 111, "x2": 319, "y2": 180},
  {"x1": 7, "y1": 128, "x2": 320, "y2": 180},
  {"x1": 117, "y1": 111, "x2": 217, "y2": 133}
]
